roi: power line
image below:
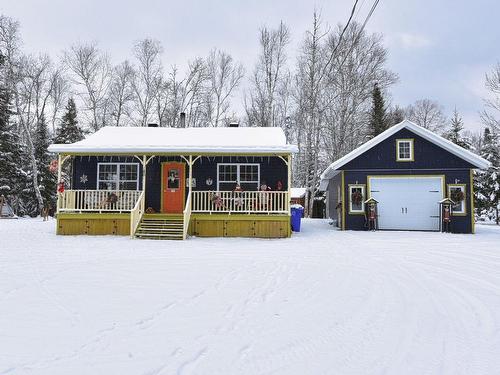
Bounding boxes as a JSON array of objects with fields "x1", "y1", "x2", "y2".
[
  {"x1": 320, "y1": 0, "x2": 360, "y2": 79},
  {"x1": 335, "y1": 0, "x2": 381, "y2": 73}
]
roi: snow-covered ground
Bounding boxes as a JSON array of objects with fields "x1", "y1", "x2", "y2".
[{"x1": 1, "y1": 219, "x2": 500, "y2": 375}]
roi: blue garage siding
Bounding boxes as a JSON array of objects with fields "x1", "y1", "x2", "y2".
[
  {"x1": 343, "y1": 169, "x2": 472, "y2": 233},
  {"x1": 342, "y1": 128, "x2": 476, "y2": 170}
]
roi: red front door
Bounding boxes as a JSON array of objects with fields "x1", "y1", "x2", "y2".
[{"x1": 162, "y1": 162, "x2": 185, "y2": 213}]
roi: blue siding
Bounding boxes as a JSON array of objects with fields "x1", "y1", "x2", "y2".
[
  {"x1": 342, "y1": 128, "x2": 476, "y2": 170},
  {"x1": 71, "y1": 155, "x2": 288, "y2": 213},
  {"x1": 343, "y1": 169, "x2": 472, "y2": 233}
]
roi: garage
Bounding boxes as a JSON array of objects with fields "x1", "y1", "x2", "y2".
[
  {"x1": 368, "y1": 176, "x2": 443, "y2": 231},
  {"x1": 319, "y1": 120, "x2": 491, "y2": 233}
]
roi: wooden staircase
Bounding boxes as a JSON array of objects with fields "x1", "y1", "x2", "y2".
[{"x1": 134, "y1": 214, "x2": 184, "y2": 240}]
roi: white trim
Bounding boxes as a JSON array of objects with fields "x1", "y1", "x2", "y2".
[
  {"x1": 97, "y1": 162, "x2": 140, "y2": 191},
  {"x1": 216, "y1": 163, "x2": 260, "y2": 191},
  {"x1": 321, "y1": 120, "x2": 491, "y2": 182},
  {"x1": 348, "y1": 184, "x2": 365, "y2": 214},
  {"x1": 448, "y1": 184, "x2": 466, "y2": 214},
  {"x1": 396, "y1": 139, "x2": 414, "y2": 161}
]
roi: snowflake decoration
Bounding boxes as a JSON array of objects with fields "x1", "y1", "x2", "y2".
[{"x1": 80, "y1": 174, "x2": 88, "y2": 184}]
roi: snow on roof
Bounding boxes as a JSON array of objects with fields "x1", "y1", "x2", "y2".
[
  {"x1": 291, "y1": 188, "x2": 306, "y2": 198},
  {"x1": 320, "y1": 119, "x2": 491, "y2": 187},
  {"x1": 48, "y1": 126, "x2": 298, "y2": 154}
]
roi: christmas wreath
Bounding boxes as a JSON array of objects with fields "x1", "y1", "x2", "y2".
[
  {"x1": 351, "y1": 190, "x2": 363, "y2": 205},
  {"x1": 450, "y1": 189, "x2": 464, "y2": 203},
  {"x1": 107, "y1": 192, "x2": 118, "y2": 204}
]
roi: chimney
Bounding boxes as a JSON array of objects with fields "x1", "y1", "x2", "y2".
[
  {"x1": 147, "y1": 123, "x2": 158, "y2": 127},
  {"x1": 229, "y1": 122, "x2": 239, "y2": 128},
  {"x1": 179, "y1": 112, "x2": 186, "y2": 128}
]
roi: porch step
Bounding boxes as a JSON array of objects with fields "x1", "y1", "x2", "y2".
[{"x1": 135, "y1": 214, "x2": 184, "y2": 240}]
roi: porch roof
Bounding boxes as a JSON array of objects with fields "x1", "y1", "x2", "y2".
[{"x1": 48, "y1": 126, "x2": 298, "y2": 155}]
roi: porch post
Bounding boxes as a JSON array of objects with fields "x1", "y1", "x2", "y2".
[
  {"x1": 287, "y1": 154, "x2": 292, "y2": 212},
  {"x1": 56, "y1": 153, "x2": 62, "y2": 214},
  {"x1": 142, "y1": 155, "x2": 147, "y2": 194},
  {"x1": 188, "y1": 155, "x2": 193, "y2": 195}
]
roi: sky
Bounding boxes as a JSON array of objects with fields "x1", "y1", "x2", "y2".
[{"x1": 1, "y1": 0, "x2": 498, "y2": 132}]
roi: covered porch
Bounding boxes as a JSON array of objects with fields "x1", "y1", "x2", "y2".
[
  {"x1": 49, "y1": 126, "x2": 297, "y2": 239},
  {"x1": 55, "y1": 153, "x2": 292, "y2": 239}
]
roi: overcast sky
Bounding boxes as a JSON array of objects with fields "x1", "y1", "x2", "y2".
[{"x1": 1, "y1": 0, "x2": 498, "y2": 131}]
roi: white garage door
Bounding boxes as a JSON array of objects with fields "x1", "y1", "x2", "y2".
[{"x1": 368, "y1": 176, "x2": 443, "y2": 231}]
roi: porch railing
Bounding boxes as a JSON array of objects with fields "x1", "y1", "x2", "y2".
[
  {"x1": 57, "y1": 190, "x2": 143, "y2": 212},
  {"x1": 182, "y1": 192, "x2": 192, "y2": 240},
  {"x1": 191, "y1": 191, "x2": 289, "y2": 214},
  {"x1": 130, "y1": 191, "x2": 145, "y2": 237}
]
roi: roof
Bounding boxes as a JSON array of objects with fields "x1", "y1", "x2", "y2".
[
  {"x1": 320, "y1": 119, "x2": 491, "y2": 185},
  {"x1": 48, "y1": 126, "x2": 298, "y2": 154},
  {"x1": 291, "y1": 188, "x2": 306, "y2": 198}
]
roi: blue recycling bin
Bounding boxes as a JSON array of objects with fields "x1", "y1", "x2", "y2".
[{"x1": 291, "y1": 205, "x2": 304, "y2": 232}]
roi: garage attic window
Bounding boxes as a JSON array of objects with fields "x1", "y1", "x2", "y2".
[
  {"x1": 348, "y1": 184, "x2": 365, "y2": 214},
  {"x1": 396, "y1": 139, "x2": 414, "y2": 161},
  {"x1": 448, "y1": 184, "x2": 466, "y2": 215}
]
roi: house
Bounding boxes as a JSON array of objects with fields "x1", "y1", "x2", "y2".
[
  {"x1": 48, "y1": 126, "x2": 297, "y2": 239},
  {"x1": 319, "y1": 120, "x2": 491, "y2": 233}
]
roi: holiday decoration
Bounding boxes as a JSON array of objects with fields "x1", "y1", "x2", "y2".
[
  {"x1": 49, "y1": 160, "x2": 58, "y2": 174},
  {"x1": 80, "y1": 174, "x2": 88, "y2": 184},
  {"x1": 206, "y1": 177, "x2": 213, "y2": 186},
  {"x1": 57, "y1": 182, "x2": 65, "y2": 193},
  {"x1": 211, "y1": 193, "x2": 223, "y2": 208},
  {"x1": 450, "y1": 189, "x2": 464, "y2": 203},
  {"x1": 351, "y1": 190, "x2": 363, "y2": 205}
]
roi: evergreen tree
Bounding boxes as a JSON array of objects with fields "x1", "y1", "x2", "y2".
[
  {"x1": 368, "y1": 83, "x2": 388, "y2": 138},
  {"x1": 33, "y1": 114, "x2": 56, "y2": 210},
  {"x1": 0, "y1": 51, "x2": 25, "y2": 211},
  {"x1": 475, "y1": 128, "x2": 500, "y2": 224},
  {"x1": 55, "y1": 98, "x2": 83, "y2": 144},
  {"x1": 445, "y1": 108, "x2": 471, "y2": 150}
]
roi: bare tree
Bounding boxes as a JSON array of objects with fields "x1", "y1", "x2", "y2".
[
  {"x1": 48, "y1": 68, "x2": 70, "y2": 133},
  {"x1": 481, "y1": 63, "x2": 500, "y2": 132},
  {"x1": 13, "y1": 54, "x2": 56, "y2": 214},
  {"x1": 206, "y1": 49, "x2": 244, "y2": 126},
  {"x1": 109, "y1": 60, "x2": 135, "y2": 126},
  {"x1": 405, "y1": 99, "x2": 447, "y2": 133},
  {"x1": 246, "y1": 21, "x2": 290, "y2": 127},
  {"x1": 64, "y1": 42, "x2": 112, "y2": 131},
  {"x1": 131, "y1": 38, "x2": 163, "y2": 126}
]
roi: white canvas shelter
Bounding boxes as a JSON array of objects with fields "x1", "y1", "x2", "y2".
[
  {"x1": 48, "y1": 126, "x2": 298, "y2": 154},
  {"x1": 0, "y1": 196, "x2": 16, "y2": 218}
]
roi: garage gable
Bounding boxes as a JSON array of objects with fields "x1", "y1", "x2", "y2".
[{"x1": 342, "y1": 127, "x2": 476, "y2": 170}]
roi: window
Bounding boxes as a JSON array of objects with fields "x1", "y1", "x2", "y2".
[
  {"x1": 97, "y1": 163, "x2": 139, "y2": 190},
  {"x1": 348, "y1": 184, "x2": 365, "y2": 214},
  {"x1": 396, "y1": 139, "x2": 414, "y2": 161},
  {"x1": 217, "y1": 163, "x2": 260, "y2": 191},
  {"x1": 448, "y1": 184, "x2": 466, "y2": 215}
]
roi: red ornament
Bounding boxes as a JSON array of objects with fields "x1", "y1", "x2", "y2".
[
  {"x1": 57, "y1": 182, "x2": 65, "y2": 193},
  {"x1": 49, "y1": 160, "x2": 58, "y2": 174}
]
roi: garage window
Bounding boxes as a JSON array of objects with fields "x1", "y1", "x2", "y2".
[
  {"x1": 348, "y1": 184, "x2": 365, "y2": 214},
  {"x1": 396, "y1": 139, "x2": 414, "y2": 161},
  {"x1": 448, "y1": 184, "x2": 466, "y2": 215}
]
